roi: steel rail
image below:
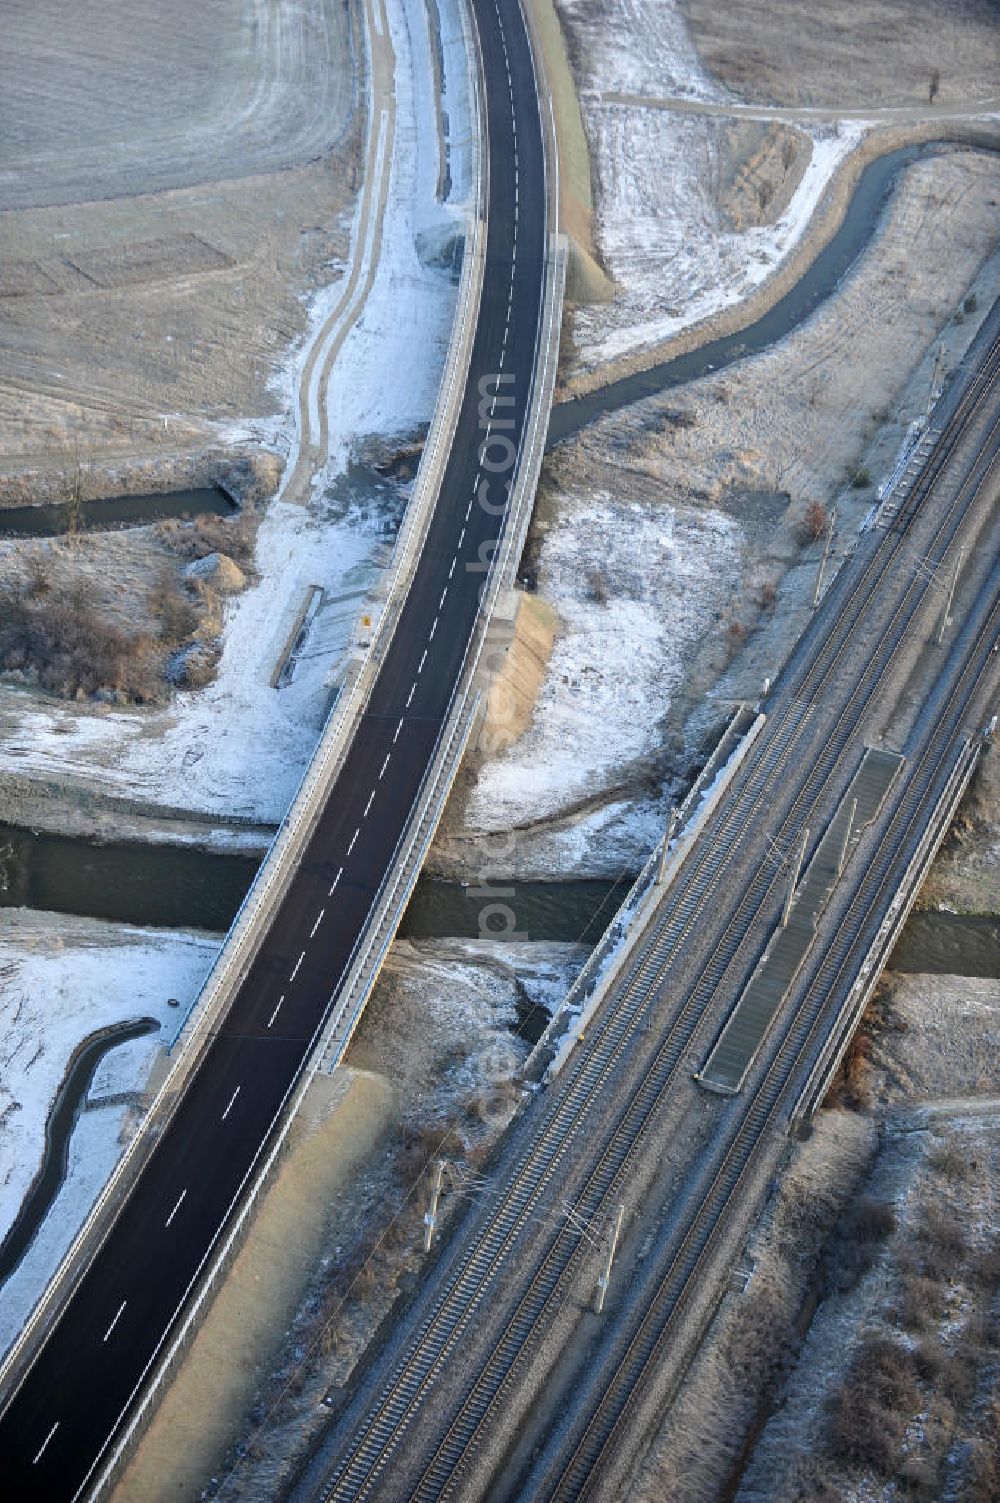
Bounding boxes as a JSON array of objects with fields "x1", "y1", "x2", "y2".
[
  {"x1": 545, "y1": 574, "x2": 1000, "y2": 1502},
  {"x1": 318, "y1": 334, "x2": 1000, "y2": 1501},
  {"x1": 403, "y1": 352, "x2": 1000, "y2": 1499}
]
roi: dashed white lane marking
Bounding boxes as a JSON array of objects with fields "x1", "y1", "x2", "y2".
[
  {"x1": 102, "y1": 1301, "x2": 127, "y2": 1344},
  {"x1": 165, "y1": 1189, "x2": 187, "y2": 1228},
  {"x1": 406, "y1": 682, "x2": 417, "y2": 707},
  {"x1": 329, "y1": 868, "x2": 343, "y2": 895},
  {"x1": 418, "y1": 648, "x2": 428, "y2": 672},
  {"x1": 393, "y1": 718, "x2": 404, "y2": 743},
  {"x1": 503, "y1": 324, "x2": 509, "y2": 346},
  {"x1": 290, "y1": 950, "x2": 306, "y2": 981},
  {"x1": 458, "y1": 526, "x2": 466, "y2": 546},
  {"x1": 465, "y1": 499, "x2": 473, "y2": 520},
  {"x1": 439, "y1": 587, "x2": 448, "y2": 608},
  {"x1": 364, "y1": 789, "x2": 375, "y2": 816},
  {"x1": 310, "y1": 908, "x2": 326, "y2": 938},
  {"x1": 448, "y1": 557, "x2": 457, "y2": 579},
  {"x1": 32, "y1": 1422, "x2": 59, "y2": 1466},
  {"x1": 498, "y1": 347, "x2": 506, "y2": 369},
  {"x1": 221, "y1": 1085, "x2": 241, "y2": 1121},
  {"x1": 429, "y1": 616, "x2": 439, "y2": 640},
  {"x1": 379, "y1": 753, "x2": 391, "y2": 778},
  {"x1": 267, "y1": 993, "x2": 286, "y2": 1029},
  {"x1": 347, "y1": 828, "x2": 360, "y2": 855}
]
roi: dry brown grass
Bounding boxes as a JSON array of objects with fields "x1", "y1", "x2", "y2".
[
  {"x1": 0, "y1": 573, "x2": 165, "y2": 702},
  {"x1": 828, "y1": 1335, "x2": 921, "y2": 1474},
  {"x1": 156, "y1": 508, "x2": 259, "y2": 569}
]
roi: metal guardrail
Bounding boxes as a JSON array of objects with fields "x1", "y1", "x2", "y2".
[
  {"x1": 0, "y1": 0, "x2": 486, "y2": 1422},
  {"x1": 81, "y1": 0, "x2": 569, "y2": 1482},
  {"x1": 791, "y1": 735, "x2": 982, "y2": 1120},
  {"x1": 523, "y1": 706, "x2": 765, "y2": 1083}
]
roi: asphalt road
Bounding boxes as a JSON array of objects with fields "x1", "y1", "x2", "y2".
[{"x1": 0, "y1": 0, "x2": 546, "y2": 1496}]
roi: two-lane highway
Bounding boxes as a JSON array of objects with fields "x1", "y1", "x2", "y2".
[{"x1": 0, "y1": 0, "x2": 547, "y2": 1496}]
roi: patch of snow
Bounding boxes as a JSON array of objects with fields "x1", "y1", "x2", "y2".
[
  {"x1": 320, "y1": 0, "x2": 465, "y2": 476},
  {"x1": 0, "y1": 0, "x2": 468, "y2": 826},
  {"x1": 0, "y1": 914, "x2": 219, "y2": 1356},
  {"x1": 467, "y1": 498, "x2": 741, "y2": 832},
  {"x1": 558, "y1": 0, "x2": 868, "y2": 369},
  {"x1": 560, "y1": 0, "x2": 726, "y2": 104}
]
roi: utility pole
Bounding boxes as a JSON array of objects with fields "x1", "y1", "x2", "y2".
[
  {"x1": 927, "y1": 343, "x2": 944, "y2": 414},
  {"x1": 782, "y1": 827, "x2": 810, "y2": 926},
  {"x1": 936, "y1": 548, "x2": 964, "y2": 646},
  {"x1": 837, "y1": 798, "x2": 858, "y2": 878},
  {"x1": 656, "y1": 806, "x2": 680, "y2": 885},
  {"x1": 594, "y1": 1204, "x2": 625, "y2": 1314},
  {"x1": 423, "y1": 1159, "x2": 445, "y2": 1252},
  {"x1": 812, "y1": 507, "x2": 837, "y2": 609}
]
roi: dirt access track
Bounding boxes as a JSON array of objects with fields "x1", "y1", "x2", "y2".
[{"x1": 0, "y1": 0, "x2": 363, "y2": 490}]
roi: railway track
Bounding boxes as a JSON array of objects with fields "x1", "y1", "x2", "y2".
[
  {"x1": 313, "y1": 328, "x2": 1000, "y2": 1503},
  {"x1": 538, "y1": 567, "x2": 1000, "y2": 1502},
  {"x1": 399, "y1": 362, "x2": 1000, "y2": 1501}
]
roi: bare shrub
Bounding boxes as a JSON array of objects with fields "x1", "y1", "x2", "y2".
[
  {"x1": 897, "y1": 1265, "x2": 948, "y2": 1332},
  {"x1": 148, "y1": 566, "x2": 199, "y2": 645},
  {"x1": 826, "y1": 1195, "x2": 896, "y2": 1293},
  {"x1": 157, "y1": 508, "x2": 259, "y2": 569},
  {"x1": 928, "y1": 1138, "x2": 974, "y2": 1183},
  {"x1": 799, "y1": 499, "x2": 830, "y2": 542},
  {"x1": 0, "y1": 578, "x2": 163, "y2": 702},
  {"x1": 823, "y1": 1025, "x2": 874, "y2": 1111},
  {"x1": 584, "y1": 567, "x2": 610, "y2": 605},
  {"x1": 758, "y1": 578, "x2": 778, "y2": 609},
  {"x1": 915, "y1": 1201, "x2": 967, "y2": 1282},
  {"x1": 783, "y1": 1456, "x2": 845, "y2": 1501},
  {"x1": 828, "y1": 1336, "x2": 920, "y2": 1474}
]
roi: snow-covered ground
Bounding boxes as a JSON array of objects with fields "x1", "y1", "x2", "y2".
[
  {"x1": 557, "y1": 0, "x2": 866, "y2": 370},
  {"x1": 467, "y1": 497, "x2": 741, "y2": 834},
  {"x1": 0, "y1": 914, "x2": 219, "y2": 1357},
  {"x1": 0, "y1": 0, "x2": 470, "y2": 825}
]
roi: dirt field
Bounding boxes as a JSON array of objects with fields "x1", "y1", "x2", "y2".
[
  {"x1": 0, "y1": 0, "x2": 363, "y2": 482},
  {"x1": 683, "y1": 0, "x2": 1000, "y2": 109}
]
